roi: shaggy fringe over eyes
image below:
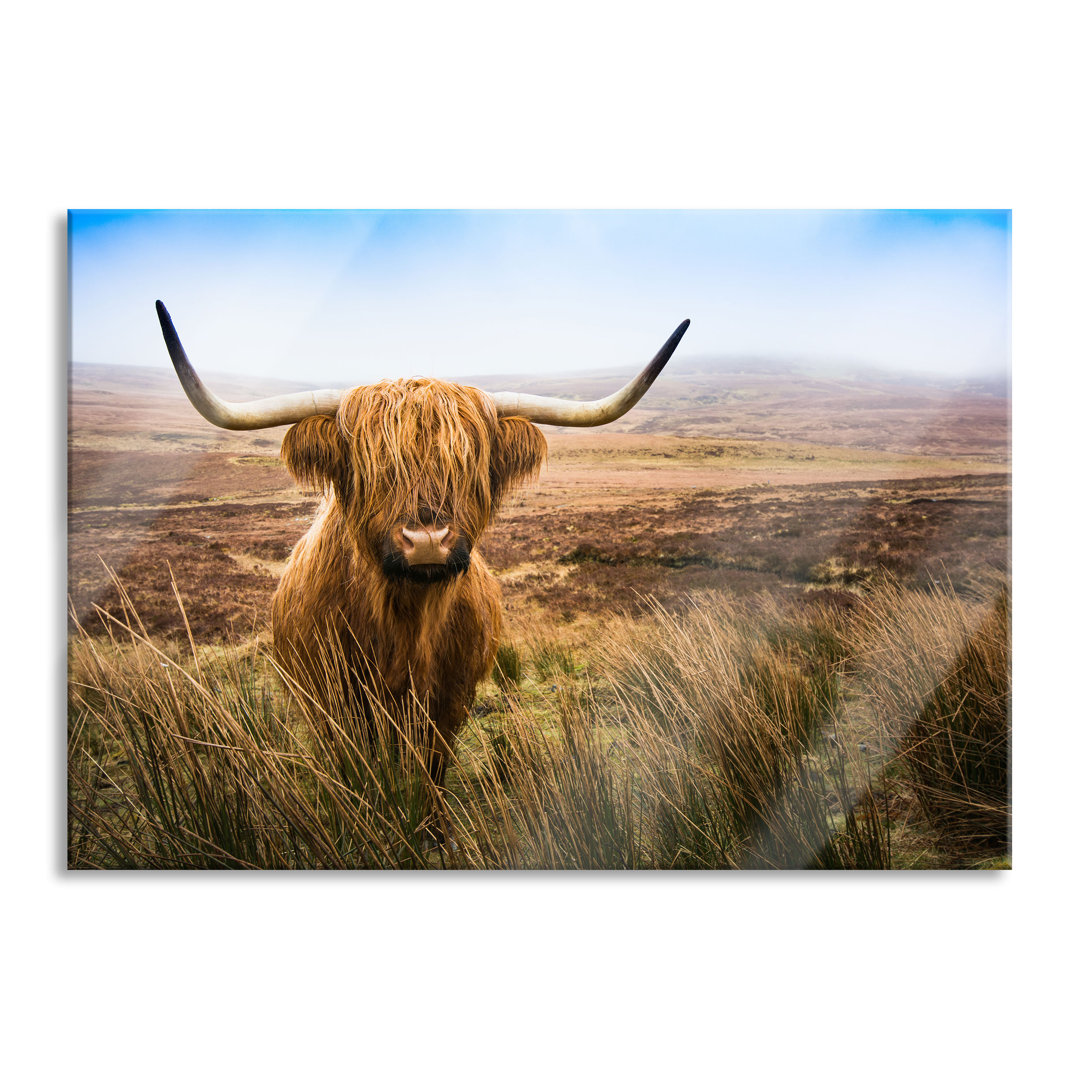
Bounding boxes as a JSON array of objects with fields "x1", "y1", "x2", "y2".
[
  {"x1": 281, "y1": 381, "x2": 548, "y2": 540},
  {"x1": 331, "y1": 380, "x2": 545, "y2": 541},
  {"x1": 281, "y1": 415, "x2": 349, "y2": 500}
]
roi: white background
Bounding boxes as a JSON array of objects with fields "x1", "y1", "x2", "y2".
[{"x1": 6, "y1": 2, "x2": 1075, "y2": 1077}]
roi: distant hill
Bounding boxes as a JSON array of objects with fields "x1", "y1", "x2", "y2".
[
  {"x1": 70, "y1": 359, "x2": 1009, "y2": 462},
  {"x1": 462, "y1": 360, "x2": 1008, "y2": 460},
  {"x1": 71, "y1": 363, "x2": 317, "y2": 401}
]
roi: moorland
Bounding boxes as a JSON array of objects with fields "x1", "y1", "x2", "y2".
[{"x1": 68, "y1": 359, "x2": 1010, "y2": 869}]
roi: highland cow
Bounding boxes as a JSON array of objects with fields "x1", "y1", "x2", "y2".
[{"x1": 155, "y1": 301, "x2": 689, "y2": 832}]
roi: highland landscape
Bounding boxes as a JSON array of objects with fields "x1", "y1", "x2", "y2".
[{"x1": 68, "y1": 358, "x2": 1010, "y2": 869}]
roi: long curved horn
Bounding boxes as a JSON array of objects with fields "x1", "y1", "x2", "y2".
[
  {"x1": 159, "y1": 301, "x2": 689, "y2": 431},
  {"x1": 487, "y1": 319, "x2": 690, "y2": 426},
  {"x1": 156, "y1": 301, "x2": 345, "y2": 430}
]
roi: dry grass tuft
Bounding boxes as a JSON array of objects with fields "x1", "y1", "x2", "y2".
[
  {"x1": 69, "y1": 573, "x2": 1009, "y2": 870},
  {"x1": 842, "y1": 579, "x2": 1010, "y2": 858}
]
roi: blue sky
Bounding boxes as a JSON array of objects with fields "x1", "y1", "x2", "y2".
[{"x1": 69, "y1": 209, "x2": 1010, "y2": 384}]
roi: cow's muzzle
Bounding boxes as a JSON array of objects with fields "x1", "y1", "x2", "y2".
[{"x1": 382, "y1": 525, "x2": 472, "y2": 583}]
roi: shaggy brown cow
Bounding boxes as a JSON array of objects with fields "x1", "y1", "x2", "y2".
[{"x1": 155, "y1": 301, "x2": 689, "y2": 833}]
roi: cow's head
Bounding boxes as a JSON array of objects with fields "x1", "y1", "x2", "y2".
[
  {"x1": 155, "y1": 301, "x2": 689, "y2": 585},
  {"x1": 280, "y1": 379, "x2": 547, "y2": 583}
]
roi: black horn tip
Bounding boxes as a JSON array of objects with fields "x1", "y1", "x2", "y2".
[
  {"x1": 657, "y1": 318, "x2": 690, "y2": 360},
  {"x1": 155, "y1": 301, "x2": 187, "y2": 369}
]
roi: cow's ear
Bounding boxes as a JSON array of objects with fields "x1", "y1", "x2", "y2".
[
  {"x1": 281, "y1": 416, "x2": 351, "y2": 500},
  {"x1": 490, "y1": 417, "x2": 547, "y2": 498}
]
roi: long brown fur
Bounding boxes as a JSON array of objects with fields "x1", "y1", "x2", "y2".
[{"x1": 272, "y1": 379, "x2": 547, "y2": 799}]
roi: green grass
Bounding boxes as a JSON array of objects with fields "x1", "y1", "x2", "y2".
[
  {"x1": 492, "y1": 641, "x2": 523, "y2": 690},
  {"x1": 529, "y1": 638, "x2": 576, "y2": 681}
]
